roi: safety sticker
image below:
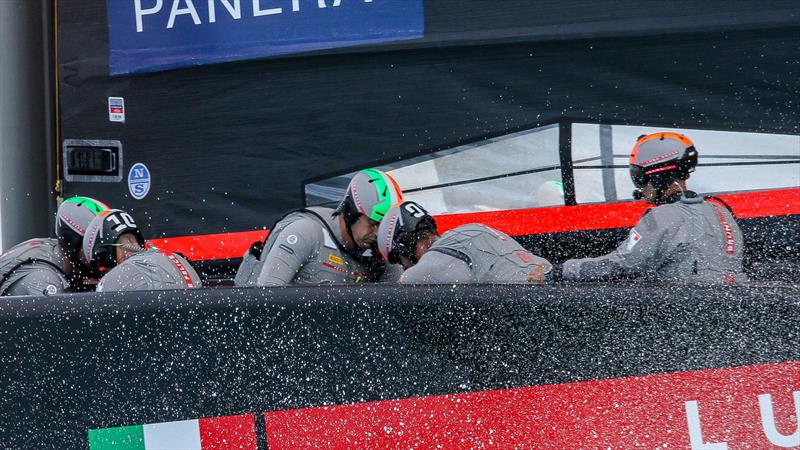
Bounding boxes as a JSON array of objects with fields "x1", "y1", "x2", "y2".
[
  {"x1": 625, "y1": 229, "x2": 642, "y2": 252},
  {"x1": 108, "y1": 97, "x2": 125, "y2": 122}
]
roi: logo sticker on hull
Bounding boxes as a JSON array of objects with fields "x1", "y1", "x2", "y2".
[{"x1": 128, "y1": 163, "x2": 151, "y2": 200}]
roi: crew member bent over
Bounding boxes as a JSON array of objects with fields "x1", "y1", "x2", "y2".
[
  {"x1": 530, "y1": 132, "x2": 745, "y2": 284},
  {"x1": 235, "y1": 168, "x2": 404, "y2": 286},
  {"x1": 377, "y1": 201, "x2": 551, "y2": 284},
  {"x1": 83, "y1": 209, "x2": 202, "y2": 292},
  {"x1": 0, "y1": 196, "x2": 108, "y2": 296}
]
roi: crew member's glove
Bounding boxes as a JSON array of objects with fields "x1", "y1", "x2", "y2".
[
  {"x1": 248, "y1": 241, "x2": 265, "y2": 259},
  {"x1": 544, "y1": 264, "x2": 563, "y2": 283},
  {"x1": 527, "y1": 263, "x2": 563, "y2": 283}
]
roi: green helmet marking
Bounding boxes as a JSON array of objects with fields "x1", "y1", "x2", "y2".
[
  {"x1": 63, "y1": 196, "x2": 108, "y2": 215},
  {"x1": 361, "y1": 168, "x2": 392, "y2": 222}
]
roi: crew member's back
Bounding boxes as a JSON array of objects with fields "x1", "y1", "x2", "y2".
[
  {"x1": 0, "y1": 196, "x2": 109, "y2": 296},
  {"x1": 83, "y1": 209, "x2": 203, "y2": 292},
  {"x1": 0, "y1": 239, "x2": 69, "y2": 296},
  {"x1": 97, "y1": 248, "x2": 202, "y2": 292},
  {"x1": 402, "y1": 223, "x2": 550, "y2": 284},
  {"x1": 377, "y1": 201, "x2": 550, "y2": 284},
  {"x1": 530, "y1": 132, "x2": 746, "y2": 284}
]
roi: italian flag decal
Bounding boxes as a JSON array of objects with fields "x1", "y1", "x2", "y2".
[{"x1": 88, "y1": 414, "x2": 256, "y2": 450}]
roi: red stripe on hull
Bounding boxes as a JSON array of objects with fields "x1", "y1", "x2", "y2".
[
  {"x1": 150, "y1": 188, "x2": 800, "y2": 261},
  {"x1": 264, "y1": 361, "x2": 800, "y2": 449},
  {"x1": 150, "y1": 230, "x2": 269, "y2": 261}
]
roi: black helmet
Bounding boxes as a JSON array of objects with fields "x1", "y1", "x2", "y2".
[
  {"x1": 629, "y1": 132, "x2": 698, "y2": 199},
  {"x1": 55, "y1": 196, "x2": 109, "y2": 258},
  {"x1": 376, "y1": 201, "x2": 437, "y2": 264},
  {"x1": 82, "y1": 209, "x2": 145, "y2": 272},
  {"x1": 335, "y1": 169, "x2": 404, "y2": 227}
]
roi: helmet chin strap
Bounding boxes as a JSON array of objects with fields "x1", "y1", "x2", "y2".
[
  {"x1": 343, "y1": 217, "x2": 372, "y2": 257},
  {"x1": 673, "y1": 180, "x2": 686, "y2": 196},
  {"x1": 343, "y1": 221, "x2": 357, "y2": 252},
  {"x1": 111, "y1": 243, "x2": 146, "y2": 253}
]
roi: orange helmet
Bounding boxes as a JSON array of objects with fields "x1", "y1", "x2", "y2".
[{"x1": 629, "y1": 132, "x2": 698, "y2": 191}]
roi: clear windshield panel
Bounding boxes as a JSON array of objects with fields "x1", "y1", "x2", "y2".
[
  {"x1": 306, "y1": 124, "x2": 562, "y2": 214},
  {"x1": 572, "y1": 124, "x2": 800, "y2": 204},
  {"x1": 402, "y1": 169, "x2": 564, "y2": 215},
  {"x1": 390, "y1": 124, "x2": 560, "y2": 189},
  {"x1": 305, "y1": 174, "x2": 352, "y2": 209}
]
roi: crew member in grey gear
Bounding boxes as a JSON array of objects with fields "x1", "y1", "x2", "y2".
[
  {"x1": 234, "y1": 168, "x2": 404, "y2": 286},
  {"x1": 377, "y1": 201, "x2": 551, "y2": 284},
  {"x1": 529, "y1": 132, "x2": 745, "y2": 284},
  {"x1": 0, "y1": 196, "x2": 108, "y2": 296},
  {"x1": 82, "y1": 209, "x2": 202, "y2": 292}
]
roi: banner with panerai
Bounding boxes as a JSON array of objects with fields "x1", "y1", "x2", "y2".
[{"x1": 106, "y1": 0, "x2": 425, "y2": 75}]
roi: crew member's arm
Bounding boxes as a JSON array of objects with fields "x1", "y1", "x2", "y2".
[
  {"x1": 378, "y1": 263, "x2": 405, "y2": 283},
  {"x1": 400, "y1": 251, "x2": 474, "y2": 284},
  {"x1": 5, "y1": 266, "x2": 69, "y2": 296},
  {"x1": 256, "y1": 219, "x2": 322, "y2": 286},
  {"x1": 559, "y1": 208, "x2": 679, "y2": 282}
]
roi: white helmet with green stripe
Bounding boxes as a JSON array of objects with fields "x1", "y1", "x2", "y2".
[{"x1": 335, "y1": 169, "x2": 404, "y2": 226}]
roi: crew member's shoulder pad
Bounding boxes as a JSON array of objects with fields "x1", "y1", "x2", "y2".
[
  {"x1": 3, "y1": 238, "x2": 56, "y2": 256},
  {"x1": 276, "y1": 216, "x2": 325, "y2": 245},
  {"x1": 126, "y1": 248, "x2": 159, "y2": 262},
  {"x1": 642, "y1": 203, "x2": 684, "y2": 229},
  {"x1": 454, "y1": 223, "x2": 510, "y2": 241},
  {"x1": 441, "y1": 223, "x2": 477, "y2": 237}
]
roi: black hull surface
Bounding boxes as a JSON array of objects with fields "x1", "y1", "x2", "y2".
[{"x1": 1, "y1": 284, "x2": 798, "y2": 447}]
